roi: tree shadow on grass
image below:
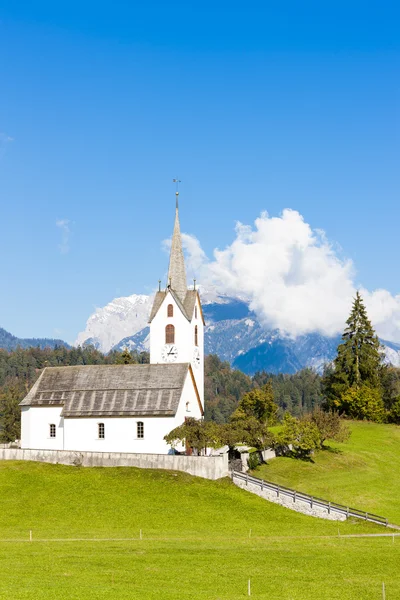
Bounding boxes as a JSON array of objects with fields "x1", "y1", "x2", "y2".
[{"x1": 320, "y1": 444, "x2": 342, "y2": 454}]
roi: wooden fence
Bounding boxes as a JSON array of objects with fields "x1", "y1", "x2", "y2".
[{"x1": 232, "y1": 470, "x2": 389, "y2": 527}]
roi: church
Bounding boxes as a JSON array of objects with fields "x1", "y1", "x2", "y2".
[{"x1": 20, "y1": 191, "x2": 205, "y2": 454}]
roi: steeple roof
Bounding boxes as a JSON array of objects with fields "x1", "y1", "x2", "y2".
[{"x1": 167, "y1": 202, "x2": 187, "y2": 301}]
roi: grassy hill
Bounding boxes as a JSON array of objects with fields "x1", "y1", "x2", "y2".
[
  {"x1": 0, "y1": 459, "x2": 399, "y2": 599},
  {"x1": 253, "y1": 421, "x2": 400, "y2": 524}
]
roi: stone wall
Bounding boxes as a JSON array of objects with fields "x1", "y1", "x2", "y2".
[
  {"x1": 0, "y1": 448, "x2": 229, "y2": 480},
  {"x1": 233, "y1": 477, "x2": 346, "y2": 521}
]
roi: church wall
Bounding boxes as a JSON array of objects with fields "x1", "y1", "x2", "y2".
[
  {"x1": 192, "y1": 295, "x2": 204, "y2": 406},
  {"x1": 174, "y1": 369, "x2": 203, "y2": 423},
  {"x1": 63, "y1": 415, "x2": 177, "y2": 454},
  {"x1": 20, "y1": 406, "x2": 64, "y2": 450}
]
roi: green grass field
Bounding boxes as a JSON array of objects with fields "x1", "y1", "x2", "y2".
[
  {"x1": 253, "y1": 421, "x2": 400, "y2": 524},
  {"x1": 1, "y1": 422, "x2": 400, "y2": 599}
]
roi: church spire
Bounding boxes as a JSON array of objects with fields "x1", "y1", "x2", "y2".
[{"x1": 167, "y1": 181, "x2": 187, "y2": 301}]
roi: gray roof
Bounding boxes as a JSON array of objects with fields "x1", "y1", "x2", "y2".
[{"x1": 20, "y1": 363, "x2": 191, "y2": 417}]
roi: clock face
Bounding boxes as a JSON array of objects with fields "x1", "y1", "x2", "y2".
[
  {"x1": 193, "y1": 347, "x2": 201, "y2": 369},
  {"x1": 161, "y1": 344, "x2": 178, "y2": 362}
]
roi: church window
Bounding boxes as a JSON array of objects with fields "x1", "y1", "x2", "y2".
[
  {"x1": 194, "y1": 325, "x2": 198, "y2": 346},
  {"x1": 49, "y1": 424, "x2": 56, "y2": 438},
  {"x1": 195, "y1": 306, "x2": 198, "y2": 319},
  {"x1": 98, "y1": 423, "x2": 105, "y2": 439},
  {"x1": 167, "y1": 304, "x2": 173, "y2": 317},
  {"x1": 165, "y1": 324, "x2": 175, "y2": 344},
  {"x1": 137, "y1": 421, "x2": 144, "y2": 439}
]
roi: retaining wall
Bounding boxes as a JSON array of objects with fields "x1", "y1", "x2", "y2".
[
  {"x1": 233, "y1": 477, "x2": 346, "y2": 521},
  {"x1": 0, "y1": 448, "x2": 229, "y2": 480}
]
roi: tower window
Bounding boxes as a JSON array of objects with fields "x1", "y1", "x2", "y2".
[
  {"x1": 137, "y1": 421, "x2": 144, "y2": 439},
  {"x1": 195, "y1": 306, "x2": 198, "y2": 319},
  {"x1": 166, "y1": 324, "x2": 175, "y2": 344},
  {"x1": 49, "y1": 424, "x2": 56, "y2": 438},
  {"x1": 194, "y1": 325, "x2": 198, "y2": 346},
  {"x1": 98, "y1": 423, "x2": 105, "y2": 439},
  {"x1": 167, "y1": 304, "x2": 173, "y2": 317}
]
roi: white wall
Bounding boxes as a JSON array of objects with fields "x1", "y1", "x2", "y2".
[
  {"x1": 150, "y1": 290, "x2": 204, "y2": 407},
  {"x1": 21, "y1": 405, "x2": 64, "y2": 450},
  {"x1": 0, "y1": 448, "x2": 229, "y2": 480},
  {"x1": 22, "y1": 370, "x2": 202, "y2": 454}
]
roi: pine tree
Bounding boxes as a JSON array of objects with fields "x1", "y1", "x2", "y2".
[
  {"x1": 115, "y1": 348, "x2": 136, "y2": 365},
  {"x1": 323, "y1": 292, "x2": 385, "y2": 420}
]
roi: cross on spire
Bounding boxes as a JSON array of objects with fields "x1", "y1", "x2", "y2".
[{"x1": 172, "y1": 178, "x2": 181, "y2": 209}]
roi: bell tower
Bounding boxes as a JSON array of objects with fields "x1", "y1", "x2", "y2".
[{"x1": 148, "y1": 184, "x2": 204, "y2": 408}]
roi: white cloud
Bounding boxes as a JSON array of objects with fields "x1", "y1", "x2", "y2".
[
  {"x1": 56, "y1": 219, "x2": 71, "y2": 254},
  {"x1": 181, "y1": 209, "x2": 400, "y2": 342}
]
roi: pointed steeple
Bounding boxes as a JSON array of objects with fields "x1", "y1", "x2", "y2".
[{"x1": 167, "y1": 188, "x2": 187, "y2": 301}]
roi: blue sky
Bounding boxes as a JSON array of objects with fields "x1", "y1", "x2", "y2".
[{"x1": 0, "y1": 1, "x2": 399, "y2": 343}]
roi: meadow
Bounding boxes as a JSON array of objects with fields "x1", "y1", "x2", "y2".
[
  {"x1": 253, "y1": 421, "x2": 400, "y2": 524},
  {"x1": 1, "y1": 422, "x2": 400, "y2": 599}
]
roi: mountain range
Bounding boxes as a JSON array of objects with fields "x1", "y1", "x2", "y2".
[
  {"x1": 75, "y1": 293, "x2": 400, "y2": 375},
  {"x1": 2, "y1": 292, "x2": 399, "y2": 374},
  {"x1": 0, "y1": 327, "x2": 70, "y2": 352}
]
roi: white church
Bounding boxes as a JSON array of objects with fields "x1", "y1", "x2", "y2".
[{"x1": 20, "y1": 191, "x2": 205, "y2": 454}]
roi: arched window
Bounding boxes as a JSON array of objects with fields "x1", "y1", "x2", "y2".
[
  {"x1": 195, "y1": 306, "x2": 198, "y2": 319},
  {"x1": 167, "y1": 304, "x2": 173, "y2": 317},
  {"x1": 165, "y1": 324, "x2": 175, "y2": 344},
  {"x1": 137, "y1": 421, "x2": 144, "y2": 439},
  {"x1": 194, "y1": 325, "x2": 198, "y2": 346},
  {"x1": 98, "y1": 423, "x2": 105, "y2": 439}
]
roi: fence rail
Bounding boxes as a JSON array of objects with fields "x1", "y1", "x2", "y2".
[{"x1": 232, "y1": 470, "x2": 389, "y2": 527}]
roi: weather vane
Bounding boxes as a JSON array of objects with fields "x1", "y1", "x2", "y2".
[{"x1": 172, "y1": 178, "x2": 181, "y2": 208}]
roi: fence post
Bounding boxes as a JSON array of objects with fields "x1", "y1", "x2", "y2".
[
  {"x1": 328, "y1": 502, "x2": 331, "y2": 515},
  {"x1": 261, "y1": 480, "x2": 264, "y2": 491},
  {"x1": 293, "y1": 491, "x2": 296, "y2": 503},
  {"x1": 347, "y1": 507, "x2": 349, "y2": 518},
  {"x1": 277, "y1": 484, "x2": 280, "y2": 498},
  {"x1": 310, "y1": 496, "x2": 313, "y2": 509},
  {"x1": 365, "y1": 512, "x2": 368, "y2": 521}
]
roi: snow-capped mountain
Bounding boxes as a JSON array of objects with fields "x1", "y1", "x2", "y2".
[
  {"x1": 77, "y1": 292, "x2": 400, "y2": 374},
  {"x1": 75, "y1": 294, "x2": 152, "y2": 353}
]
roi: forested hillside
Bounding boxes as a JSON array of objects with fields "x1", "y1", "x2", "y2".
[
  {"x1": 0, "y1": 327, "x2": 70, "y2": 352},
  {"x1": 2, "y1": 345, "x2": 399, "y2": 441},
  {"x1": 205, "y1": 354, "x2": 325, "y2": 421}
]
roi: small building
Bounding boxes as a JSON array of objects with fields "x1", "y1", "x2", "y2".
[{"x1": 20, "y1": 190, "x2": 205, "y2": 454}]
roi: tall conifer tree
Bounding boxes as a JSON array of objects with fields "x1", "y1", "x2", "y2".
[{"x1": 323, "y1": 292, "x2": 383, "y2": 407}]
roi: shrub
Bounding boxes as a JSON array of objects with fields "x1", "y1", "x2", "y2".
[
  {"x1": 337, "y1": 385, "x2": 386, "y2": 423},
  {"x1": 247, "y1": 451, "x2": 262, "y2": 470}
]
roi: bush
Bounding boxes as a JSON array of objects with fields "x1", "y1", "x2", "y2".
[
  {"x1": 247, "y1": 451, "x2": 262, "y2": 470},
  {"x1": 388, "y1": 397, "x2": 400, "y2": 424},
  {"x1": 337, "y1": 385, "x2": 386, "y2": 423},
  {"x1": 272, "y1": 413, "x2": 320, "y2": 460}
]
